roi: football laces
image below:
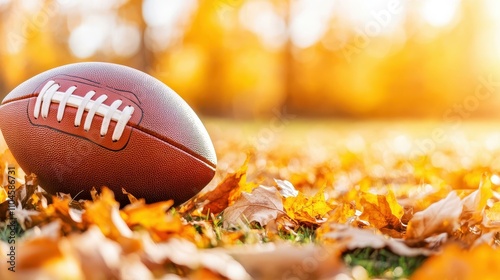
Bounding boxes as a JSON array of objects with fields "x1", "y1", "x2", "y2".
[{"x1": 34, "y1": 80, "x2": 135, "y2": 142}]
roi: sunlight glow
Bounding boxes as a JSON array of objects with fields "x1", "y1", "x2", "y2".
[
  {"x1": 484, "y1": 0, "x2": 500, "y2": 19},
  {"x1": 20, "y1": 0, "x2": 42, "y2": 13},
  {"x1": 239, "y1": 0, "x2": 287, "y2": 49},
  {"x1": 0, "y1": 0, "x2": 10, "y2": 8},
  {"x1": 420, "y1": 0, "x2": 460, "y2": 27},
  {"x1": 290, "y1": 0, "x2": 336, "y2": 48},
  {"x1": 142, "y1": 0, "x2": 196, "y2": 51},
  {"x1": 142, "y1": 0, "x2": 194, "y2": 27},
  {"x1": 69, "y1": 16, "x2": 112, "y2": 58},
  {"x1": 111, "y1": 23, "x2": 141, "y2": 57}
]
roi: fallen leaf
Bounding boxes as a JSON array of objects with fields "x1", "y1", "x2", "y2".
[
  {"x1": 359, "y1": 191, "x2": 403, "y2": 232},
  {"x1": 412, "y1": 244, "x2": 500, "y2": 280},
  {"x1": 318, "y1": 223, "x2": 432, "y2": 256},
  {"x1": 223, "y1": 185, "x2": 284, "y2": 228},
  {"x1": 182, "y1": 157, "x2": 257, "y2": 215},
  {"x1": 326, "y1": 202, "x2": 356, "y2": 224},
  {"x1": 121, "y1": 200, "x2": 199, "y2": 243},
  {"x1": 122, "y1": 188, "x2": 143, "y2": 204},
  {"x1": 484, "y1": 201, "x2": 500, "y2": 228},
  {"x1": 462, "y1": 174, "x2": 493, "y2": 223},
  {"x1": 0, "y1": 236, "x2": 83, "y2": 280},
  {"x1": 284, "y1": 186, "x2": 334, "y2": 225},
  {"x1": 68, "y1": 226, "x2": 128, "y2": 279},
  {"x1": 142, "y1": 236, "x2": 251, "y2": 279},
  {"x1": 405, "y1": 191, "x2": 462, "y2": 241},
  {"x1": 275, "y1": 179, "x2": 299, "y2": 197},
  {"x1": 225, "y1": 242, "x2": 343, "y2": 280},
  {"x1": 82, "y1": 187, "x2": 133, "y2": 240}
]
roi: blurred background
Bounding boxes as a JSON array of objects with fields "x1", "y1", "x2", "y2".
[{"x1": 0, "y1": 0, "x2": 499, "y2": 119}]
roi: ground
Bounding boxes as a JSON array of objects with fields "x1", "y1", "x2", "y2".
[{"x1": 1, "y1": 119, "x2": 500, "y2": 279}]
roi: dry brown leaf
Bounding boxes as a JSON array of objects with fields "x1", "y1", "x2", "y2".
[
  {"x1": 226, "y1": 242, "x2": 343, "y2": 280},
  {"x1": 121, "y1": 187, "x2": 143, "y2": 204},
  {"x1": 142, "y1": 236, "x2": 251, "y2": 279},
  {"x1": 68, "y1": 226, "x2": 129, "y2": 279},
  {"x1": 0, "y1": 236, "x2": 83, "y2": 280},
  {"x1": 405, "y1": 191, "x2": 462, "y2": 241},
  {"x1": 223, "y1": 185, "x2": 284, "y2": 228},
  {"x1": 318, "y1": 223, "x2": 432, "y2": 256}
]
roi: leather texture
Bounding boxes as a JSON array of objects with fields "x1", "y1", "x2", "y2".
[{"x1": 0, "y1": 62, "x2": 217, "y2": 205}]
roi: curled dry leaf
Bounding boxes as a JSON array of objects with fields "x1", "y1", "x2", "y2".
[
  {"x1": 142, "y1": 236, "x2": 251, "y2": 279},
  {"x1": 223, "y1": 185, "x2": 284, "y2": 228},
  {"x1": 405, "y1": 191, "x2": 462, "y2": 242},
  {"x1": 121, "y1": 187, "x2": 143, "y2": 204},
  {"x1": 0, "y1": 236, "x2": 83, "y2": 280},
  {"x1": 225, "y1": 242, "x2": 343, "y2": 280},
  {"x1": 275, "y1": 179, "x2": 299, "y2": 198},
  {"x1": 1, "y1": 225, "x2": 248, "y2": 280},
  {"x1": 318, "y1": 223, "x2": 432, "y2": 257},
  {"x1": 181, "y1": 157, "x2": 257, "y2": 215}
]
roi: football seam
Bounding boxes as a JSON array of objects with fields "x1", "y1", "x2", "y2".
[{"x1": 0, "y1": 96, "x2": 217, "y2": 170}]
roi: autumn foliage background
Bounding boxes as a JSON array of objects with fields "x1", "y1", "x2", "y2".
[
  {"x1": 2, "y1": 0, "x2": 500, "y2": 279},
  {"x1": 1, "y1": 0, "x2": 500, "y2": 118}
]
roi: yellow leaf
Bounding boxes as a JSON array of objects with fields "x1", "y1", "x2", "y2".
[
  {"x1": 121, "y1": 200, "x2": 189, "y2": 242},
  {"x1": 327, "y1": 202, "x2": 356, "y2": 224},
  {"x1": 358, "y1": 191, "x2": 403, "y2": 232},
  {"x1": 462, "y1": 174, "x2": 493, "y2": 223},
  {"x1": 484, "y1": 201, "x2": 500, "y2": 227},
  {"x1": 386, "y1": 190, "x2": 404, "y2": 219},
  {"x1": 284, "y1": 186, "x2": 333, "y2": 225},
  {"x1": 0, "y1": 188, "x2": 7, "y2": 204}
]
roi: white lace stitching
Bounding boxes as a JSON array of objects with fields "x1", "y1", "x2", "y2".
[{"x1": 34, "y1": 81, "x2": 135, "y2": 142}]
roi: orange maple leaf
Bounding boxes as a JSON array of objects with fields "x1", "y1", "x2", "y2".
[
  {"x1": 121, "y1": 200, "x2": 198, "y2": 242},
  {"x1": 82, "y1": 187, "x2": 133, "y2": 240},
  {"x1": 359, "y1": 191, "x2": 403, "y2": 231},
  {"x1": 183, "y1": 157, "x2": 258, "y2": 215}
]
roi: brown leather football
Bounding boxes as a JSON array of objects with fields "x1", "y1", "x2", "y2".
[{"x1": 0, "y1": 62, "x2": 217, "y2": 205}]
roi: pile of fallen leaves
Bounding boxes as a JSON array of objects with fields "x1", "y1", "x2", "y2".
[{"x1": 2, "y1": 120, "x2": 500, "y2": 279}]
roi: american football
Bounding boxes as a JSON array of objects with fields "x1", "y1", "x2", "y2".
[{"x1": 0, "y1": 62, "x2": 217, "y2": 205}]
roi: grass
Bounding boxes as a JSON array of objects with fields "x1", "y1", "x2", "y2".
[
  {"x1": 0, "y1": 219, "x2": 24, "y2": 243},
  {"x1": 343, "y1": 247, "x2": 427, "y2": 279},
  {"x1": 277, "y1": 225, "x2": 316, "y2": 244}
]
